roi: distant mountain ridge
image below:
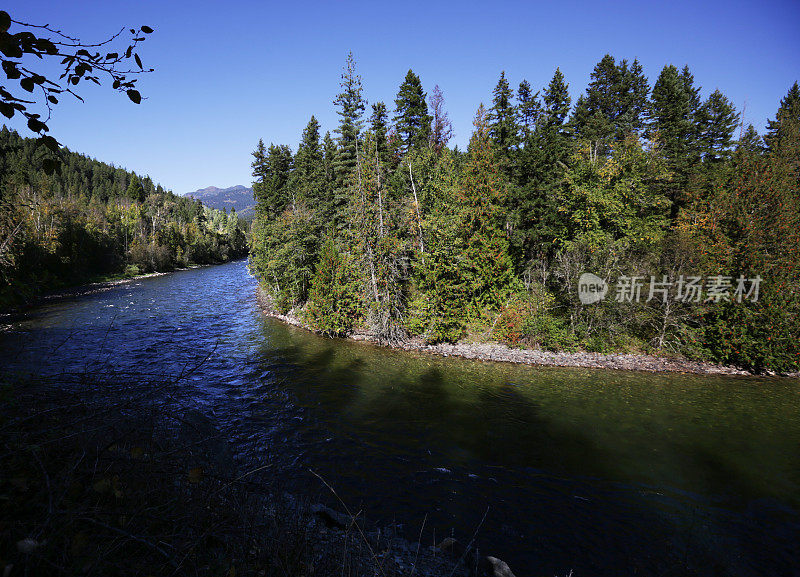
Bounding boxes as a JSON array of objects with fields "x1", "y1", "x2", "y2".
[{"x1": 184, "y1": 185, "x2": 255, "y2": 217}]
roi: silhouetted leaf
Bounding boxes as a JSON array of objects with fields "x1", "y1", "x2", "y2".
[
  {"x1": 38, "y1": 135, "x2": 59, "y2": 151},
  {"x1": 20, "y1": 77, "x2": 34, "y2": 92},
  {"x1": 42, "y1": 158, "x2": 60, "y2": 175},
  {"x1": 2, "y1": 60, "x2": 20, "y2": 79},
  {"x1": 134, "y1": 53, "x2": 142, "y2": 69},
  {"x1": 27, "y1": 117, "x2": 47, "y2": 132},
  {"x1": 126, "y1": 89, "x2": 141, "y2": 104},
  {"x1": 0, "y1": 102, "x2": 14, "y2": 119},
  {"x1": 141, "y1": 25, "x2": 153, "y2": 33},
  {"x1": 0, "y1": 11, "x2": 10, "y2": 33}
]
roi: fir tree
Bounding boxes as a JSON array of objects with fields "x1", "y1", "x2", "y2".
[
  {"x1": 126, "y1": 174, "x2": 144, "y2": 202},
  {"x1": 370, "y1": 101, "x2": 390, "y2": 164},
  {"x1": 765, "y1": 81, "x2": 800, "y2": 153},
  {"x1": 650, "y1": 64, "x2": 702, "y2": 218},
  {"x1": 516, "y1": 79, "x2": 541, "y2": 140},
  {"x1": 393, "y1": 69, "x2": 432, "y2": 153},
  {"x1": 488, "y1": 71, "x2": 519, "y2": 155},
  {"x1": 333, "y1": 51, "x2": 366, "y2": 186},
  {"x1": 698, "y1": 89, "x2": 739, "y2": 163},
  {"x1": 293, "y1": 116, "x2": 324, "y2": 199}
]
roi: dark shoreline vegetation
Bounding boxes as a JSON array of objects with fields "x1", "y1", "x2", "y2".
[
  {"x1": 249, "y1": 53, "x2": 799, "y2": 375},
  {"x1": 0, "y1": 127, "x2": 249, "y2": 312}
]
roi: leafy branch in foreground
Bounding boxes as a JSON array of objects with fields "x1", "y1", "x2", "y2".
[{"x1": 0, "y1": 10, "x2": 154, "y2": 173}]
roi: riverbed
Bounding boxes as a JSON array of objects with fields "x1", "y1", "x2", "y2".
[{"x1": 1, "y1": 259, "x2": 797, "y2": 576}]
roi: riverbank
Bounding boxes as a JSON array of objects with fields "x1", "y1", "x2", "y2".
[
  {"x1": 256, "y1": 287, "x2": 780, "y2": 377},
  {"x1": 0, "y1": 372, "x2": 512, "y2": 577}
]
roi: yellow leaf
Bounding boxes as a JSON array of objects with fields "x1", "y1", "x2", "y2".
[{"x1": 187, "y1": 467, "x2": 204, "y2": 483}]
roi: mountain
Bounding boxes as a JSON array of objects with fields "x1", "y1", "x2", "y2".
[{"x1": 185, "y1": 185, "x2": 256, "y2": 217}]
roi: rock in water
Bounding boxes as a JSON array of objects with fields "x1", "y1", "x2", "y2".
[{"x1": 482, "y1": 556, "x2": 516, "y2": 577}]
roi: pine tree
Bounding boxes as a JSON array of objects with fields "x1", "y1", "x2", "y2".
[
  {"x1": 333, "y1": 52, "x2": 366, "y2": 186},
  {"x1": 370, "y1": 101, "x2": 390, "y2": 164},
  {"x1": 293, "y1": 116, "x2": 324, "y2": 202},
  {"x1": 251, "y1": 142, "x2": 293, "y2": 218},
  {"x1": 649, "y1": 64, "x2": 702, "y2": 218},
  {"x1": 736, "y1": 124, "x2": 763, "y2": 156},
  {"x1": 572, "y1": 55, "x2": 650, "y2": 159},
  {"x1": 393, "y1": 69, "x2": 432, "y2": 153},
  {"x1": 512, "y1": 69, "x2": 574, "y2": 266},
  {"x1": 542, "y1": 67, "x2": 572, "y2": 129},
  {"x1": 306, "y1": 235, "x2": 362, "y2": 337},
  {"x1": 765, "y1": 81, "x2": 800, "y2": 153},
  {"x1": 616, "y1": 58, "x2": 650, "y2": 136},
  {"x1": 488, "y1": 71, "x2": 519, "y2": 155},
  {"x1": 126, "y1": 174, "x2": 144, "y2": 202},
  {"x1": 698, "y1": 89, "x2": 739, "y2": 163},
  {"x1": 516, "y1": 79, "x2": 541, "y2": 140}
]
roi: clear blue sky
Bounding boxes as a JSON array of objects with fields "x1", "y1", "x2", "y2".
[{"x1": 4, "y1": 0, "x2": 799, "y2": 194}]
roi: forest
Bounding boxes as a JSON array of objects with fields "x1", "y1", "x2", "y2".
[
  {"x1": 0, "y1": 127, "x2": 249, "y2": 309},
  {"x1": 249, "y1": 53, "x2": 800, "y2": 374}
]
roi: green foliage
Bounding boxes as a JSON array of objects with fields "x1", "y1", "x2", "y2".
[
  {"x1": 245, "y1": 54, "x2": 798, "y2": 373},
  {"x1": 492, "y1": 286, "x2": 575, "y2": 350},
  {"x1": 305, "y1": 236, "x2": 362, "y2": 336},
  {"x1": 393, "y1": 69, "x2": 432, "y2": 153},
  {"x1": 0, "y1": 128, "x2": 248, "y2": 309}
]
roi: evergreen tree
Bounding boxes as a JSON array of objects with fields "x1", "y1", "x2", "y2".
[
  {"x1": 458, "y1": 106, "x2": 514, "y2": 310},
  {"x1": 765, "y1": 81, "x2": 800, "y2": 154},
  {"x1": 572, "y1": 55, "x2": 650, "y2": 158},
  {"x1": 616, "y1": 58, "x2": 650, "y2": 136},
  {"x1": 251, "y1": 141, "x2": 293, "y2": 218},
  {"x1": 370, "y1": 101, "x2": 390, "y2": 164},
  {"x1": 393, "y1": 69, "x2": 432, "y2": 153},
  {"x1": 649, "y1": 64, "x2": 702, "y2": 218},
  {"x1": 512, "y1": 69, "x2": 573, "y2": 266},
  {"x1": 126, "y1": 174, "x2": 144, "y2": 202},
  {"x1": 306, "y1": 235, "x2": 362, "y2": 336},
  {"x1": 293, "y1": 115, "x2": 325, "y2": 202},
  {"x1": 516, "y1": 79, "x2": 541, "y2": 140},
  {"x1": 542, "y1": 67, "x2": 572, "y2": 129},
  {"x1": 333, "y1": 51, "x2": 366, "y2": 186},
  {"x1": 736, "y1": 124, "x2": 763, "y2": 156},
  {"x1": 488, "y1": 71, "x2": 519, "y2": 155},
  {"x1": 698, "y1": 89, "x2": 739, "y2": 164}
]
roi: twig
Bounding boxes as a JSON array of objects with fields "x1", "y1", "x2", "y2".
[
  {"x1": 79, "y1": 517, "x2": 179, "y2": 568},
  {"x1": 309, "y1": 468, "x2": 385, "y2": 577}
]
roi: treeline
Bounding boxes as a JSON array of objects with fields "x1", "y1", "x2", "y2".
[
  {"x1": 0, "y1": 127, "x2": 249, "y2": 309},
  {"x1": 250, "y1": 52, "x2": 799, "y2": 373}
]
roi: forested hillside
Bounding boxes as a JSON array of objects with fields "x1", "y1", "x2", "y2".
[
  {"x1": 250, "y1": 53, "x2": 799, "y2": 373},
  {"x1": 185, "y1": 185, "x2": 256, "y2": 217},
  {"x1": 0, "y1": 128, "x2": 248, "y2": 309}
]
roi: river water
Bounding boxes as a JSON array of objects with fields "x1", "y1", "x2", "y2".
[{"x1": 1, "y1": 259, "x2": 798, "y2": 576}]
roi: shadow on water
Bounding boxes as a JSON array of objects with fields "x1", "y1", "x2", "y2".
[{"x1": 1, "y1": 260, "x2": 798, "y2": 577}]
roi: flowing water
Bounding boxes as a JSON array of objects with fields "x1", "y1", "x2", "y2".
[{"x1": 1, "y1": 260, "x2": 798, "y2": 576}]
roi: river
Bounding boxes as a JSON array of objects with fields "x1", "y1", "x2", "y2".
[{"x1": 1, "y1": 259, "x2": 798, "y2": 576}]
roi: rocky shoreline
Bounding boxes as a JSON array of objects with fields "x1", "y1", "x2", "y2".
[{"x1": 255, "y1": 287, "x2": 790, "y2": 377}]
